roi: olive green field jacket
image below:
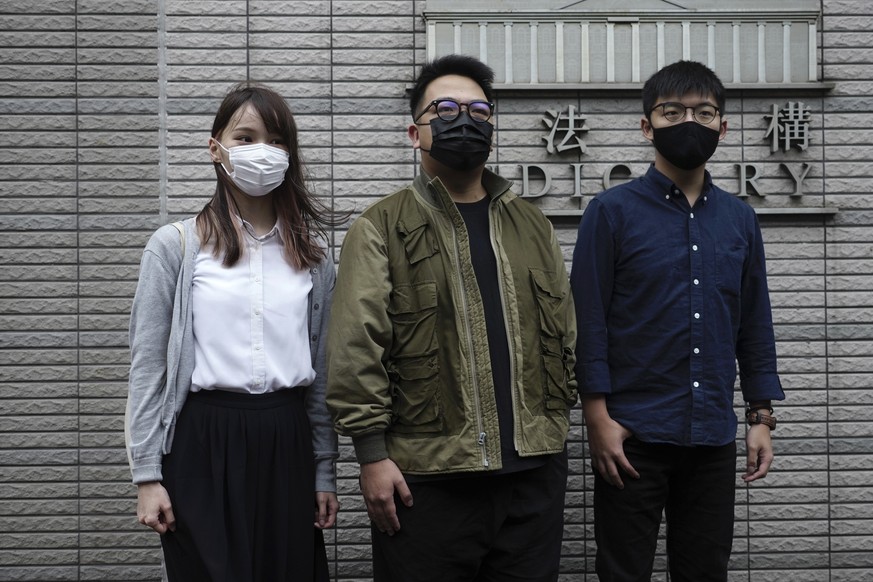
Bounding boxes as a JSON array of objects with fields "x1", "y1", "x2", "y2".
[{"x1": 326, "y1": 169, "x2": 577, "y2": 475}]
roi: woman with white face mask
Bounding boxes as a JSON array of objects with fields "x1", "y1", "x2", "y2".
[{"x1": 125, "y1": 82, "x2": 342, "y2": 581}]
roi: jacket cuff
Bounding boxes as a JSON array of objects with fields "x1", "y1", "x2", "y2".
[{"x1": 352, "y1": 432, "x2": 389, "y2": 465}]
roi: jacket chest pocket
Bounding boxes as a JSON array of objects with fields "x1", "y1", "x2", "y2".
[
  {"x1": 398, "y1": 215, "x2": 440, "y2": 266},
  {"x1": 387, "y1": 281, "x2": 442, "y2": 433},
  {"x1": 387, "y1": 216, "x2": 444, "y2": 434},
  {"x1": 530, "y1": 268, "x2": 575, "y2": 411},
  {"x1": 388, "y1": 282, "x2": 438, "y2": 358}
]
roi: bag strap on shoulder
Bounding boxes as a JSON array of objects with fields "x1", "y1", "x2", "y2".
[{"x1": 171, "y1": 221, "x2": 185, "y2": 257}]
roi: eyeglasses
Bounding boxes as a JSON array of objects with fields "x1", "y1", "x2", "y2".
[
  {"x1": 649, "y1": 102, "x2": 720, "y2": 125},
  {"x1": 415, "y1": 99, "x2": 495, "y2": 123}
]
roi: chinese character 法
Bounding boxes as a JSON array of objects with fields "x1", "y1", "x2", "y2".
[{"x1": 543, "y1": 106, "x2": 589, "y2": 155}]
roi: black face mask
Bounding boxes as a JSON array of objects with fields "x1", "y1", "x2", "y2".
[
  {"x1": 422, "y1": 113, "x2": 493, "y2": 171},
  {"x1": 651, "y1": 121, "x2": 720, "y2": 170}
]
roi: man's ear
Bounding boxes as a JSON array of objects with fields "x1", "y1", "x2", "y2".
[
  {"x1": 640, "y1": 116, "x2": 654, "y2": 143},
  {"x1": 408, "y1": 123, "x2": 420, "y2": 148},
  {"x1": 718, "y1": 118, "x2": 728, "y2": 141}
]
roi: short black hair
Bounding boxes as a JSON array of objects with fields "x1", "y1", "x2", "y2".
[
  {"x1": 642, "y1": 60, "x2": 726, "y2": 118},
  {"x1": 409, "y1": 54, "x2": 495, "y2": 118}
]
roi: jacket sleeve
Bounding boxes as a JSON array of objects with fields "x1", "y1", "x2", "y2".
[
  {"x1": 306, "y1": 252, "x2": 340, "y2": 492},
  {"x1": 125, "y1": 226, "x2": 181, "y2": 484},
  {"x1": 325, "y1": 216, "x2": 394, "y2": 464}
]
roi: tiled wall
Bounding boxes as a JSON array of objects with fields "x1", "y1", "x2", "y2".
[{"x1": 1, "y1": 1, "x2": 871, "y2": 580}]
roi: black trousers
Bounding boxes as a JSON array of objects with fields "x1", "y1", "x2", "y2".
[
  {"x1": 160, "y1": 389, "x2": 329, "y2": 582},
  {"x1": 372, "y1": 450, "x2": 568, "y2": 582},
  {"x1": 593, "y1": 438, "x2": 737, "y2": 582}
]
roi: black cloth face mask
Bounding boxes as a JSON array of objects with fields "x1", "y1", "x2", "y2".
[
  {"x1": 651, "y1": 121, "x2": 720, "y2": 170},
  {"x1": 421, "y1": 113, "x2": 493, "y2": 171}
]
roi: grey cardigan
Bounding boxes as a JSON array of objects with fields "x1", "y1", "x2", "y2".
[{"x1": 125, "y1": 217, "x2": 338, "y2": 491}]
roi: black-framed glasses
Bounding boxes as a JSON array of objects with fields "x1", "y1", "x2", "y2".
[
  {"x1": 415, "y1": 99, "x2": 495, "y2": 123},
  {"x1": 649, "y1": 102, "x2": 720, "y2": 125}
]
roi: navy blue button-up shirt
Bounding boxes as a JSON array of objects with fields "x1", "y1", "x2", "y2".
[{"x1": 571, "y1": 166, "x2": 784, "y2": 447}]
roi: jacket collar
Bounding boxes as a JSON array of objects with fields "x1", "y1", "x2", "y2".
[{"x1": 412, "y1": 166, "x2": 515, "y2": 212}]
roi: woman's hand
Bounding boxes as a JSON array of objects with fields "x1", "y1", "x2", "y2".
[
  {"x1": 315, "y1": 491, "x2": 339, "y2": 529},
  {"x1": 136, "y1": 481, "x2": 176, "y2": 534}
]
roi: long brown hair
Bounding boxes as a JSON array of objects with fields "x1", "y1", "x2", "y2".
[{"x1": 197, "y1": 82, "x2": 343, "y2": 270}]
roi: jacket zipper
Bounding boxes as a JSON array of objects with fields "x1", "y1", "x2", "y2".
[
  {"x1": 489, "y1": 200, "x2": 520, "y2": 456},
  {"x1": 451, "y1": 215, "x2": 489, "y2": 468}
]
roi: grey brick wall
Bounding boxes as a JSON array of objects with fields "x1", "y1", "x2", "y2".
[{"x1": 1, "y1": 0, "x2": 871, "y2": 580}]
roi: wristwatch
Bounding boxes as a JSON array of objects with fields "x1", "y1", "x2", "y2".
[{"x1": 747, "y1": 409, "x2": 777, "y2": 430}]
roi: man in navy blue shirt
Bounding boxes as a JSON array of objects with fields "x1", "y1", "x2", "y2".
[{"x1": 570, "y1": 60, "x2": 785, "y2": 581}]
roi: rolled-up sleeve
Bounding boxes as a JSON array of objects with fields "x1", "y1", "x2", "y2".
[
  {"x1": 736, "y1": 214, "x2": 785, "y2": 402},
  {"x1": 570, "y1": 198, "x2": 615, "y2": 395}
]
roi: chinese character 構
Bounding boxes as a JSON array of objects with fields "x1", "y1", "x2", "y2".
[{"x1": 763, "y1": 102, "x2": 812, "y2": 153}]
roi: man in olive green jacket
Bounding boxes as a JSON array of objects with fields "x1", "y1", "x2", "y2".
[{"x1": 326, "y1": 55, "x2": 576, "y2": 582}]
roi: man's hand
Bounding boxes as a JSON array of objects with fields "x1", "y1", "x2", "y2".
[
  {"x1": 136, "y1": 481, "x2": 176, "y2": 534},
  {"x1": 743, "y1": 424, "x2": 774, "y2": 482},
  {"x1": 359, "y1": 458, "x2": 413, "y2": 536},
  {"x1": 583, "y1": 394, "x2": 639, "y2": 489},
  {"x1": 315, "y1": 491, "x2": 339, "y2": 529}
]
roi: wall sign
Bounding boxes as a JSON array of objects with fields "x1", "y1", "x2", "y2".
[{"x1": 489, "y1": 101, "x2": 836, "y2": 217}]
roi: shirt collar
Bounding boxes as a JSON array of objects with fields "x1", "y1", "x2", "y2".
[
  {"x1": 234, "y1": 213, "x2": 281, "y2": 242},
  {"x1": 644, "y1": 164, "x2": 714, "y2": 206}
]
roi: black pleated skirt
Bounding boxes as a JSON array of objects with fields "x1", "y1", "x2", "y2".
[{"x1": 160, "y1": 389, "x2": 329, "y2": 582}]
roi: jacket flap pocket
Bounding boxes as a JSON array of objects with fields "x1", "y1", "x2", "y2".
[
  {"x1": 529, "y1": 268, "x2": 563, "y2": 299},
  {"x1": 388, "y1": 281, "x2": 437, "y2": 315},
  {"x1": 397, "y1": 217, "x2": 439, "y2": 265}
]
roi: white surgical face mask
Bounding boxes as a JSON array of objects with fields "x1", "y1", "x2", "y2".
[{"x1": 217, "y1": 142, "x2": 290, "y2": 197}]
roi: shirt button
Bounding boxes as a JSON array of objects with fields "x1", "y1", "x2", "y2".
[
  {"x1": 693, "y1": 348, "x2": 700, "y2": 354},
  {"x1": 255, "y1": 346, "x2": 262, "y2": 351},
  {"x1": 312, "y1": 268, "x2": 318, "y2": 274},
  {"x1": 692, "y1": 244, "x2": 698, "y2": 251},
  {"x1": 693, "y1": 381, "x2": 700, "y2": 388},
  {"x1": 694, "y1": 312, "x2": 700, "y2": 319},
  {"x1": 693, "y1": 279, "x2": 699, "y2": 285},
  {"x1": 690, "y1": 212, "x2": 695, "y2": 218},
  {"x1": 255, "y1": 309, "x2": 261, "y2": 315},
  {"x1": 311, "y1": 334, "x2": 318, "y2": 342},
  {"x1": 314, "y1": 303, "x2": 320, "y2": 310},
  {"x1": 665, "y1": 194, "x2": 670, "y2": 200}
]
